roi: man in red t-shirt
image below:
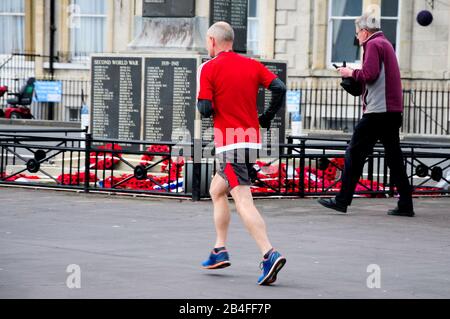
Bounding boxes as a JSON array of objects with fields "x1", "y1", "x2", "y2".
[{"x1": 197, "y1": 21, "x2": 287, "y2": 285}]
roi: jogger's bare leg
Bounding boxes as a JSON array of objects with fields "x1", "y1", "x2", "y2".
[
  {"x1": 209, "y1": 173, "x2": 231, "y2": 248},
  {"x1": 230, "y1": 185, "x2": 273, "y2": 256}
]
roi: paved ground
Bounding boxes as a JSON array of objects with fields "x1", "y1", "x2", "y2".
[{"x1": 0, "y1": 187, "x2": 449, "y2": 299}]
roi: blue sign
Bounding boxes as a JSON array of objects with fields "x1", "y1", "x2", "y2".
[
  {"x1": 34, "y1": 81, "x2": 62, "y2": 103},
  {"x1": 286, "y1": 90, "x2": 301, "y2": 113},
  {"x1": 291, "y1": 112, "x2": 302, "y2": 122}
]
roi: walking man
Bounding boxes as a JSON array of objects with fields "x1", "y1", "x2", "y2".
[
  {"x1": 197, "y1": 22, "x2": 287, "y2": 285},
  {"x1": 318, "y1": 12, "x2": 415, "y2": 217}
]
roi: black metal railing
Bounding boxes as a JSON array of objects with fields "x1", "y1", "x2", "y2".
[
  {"x1": 0, "y1": 129, "x2": 193, "y2": 198},
  {"x1": 402, "y1": 82, "x2": 450, "y2": 136},
  {"x1": 277, "y1": 136, "x2": 450, "y2": 197},
  {"x1": 1, "y1": 130, "x2": 449, "y2": 200},
  {"x1": 291, "y1": 79, "x2": 450, "y2": 136},
  {"x1": 2, "y1": 52, "x2": 450, "y2": 133},
  {"x1": 0, "y1": 53, "x2": 89, "y2": 122},
  {"x1": 28, "y1": 78, "x2": 90, "y2": 122},
  {"x1": 0, "y1": 53, "x2": 38, "y2": 108}
]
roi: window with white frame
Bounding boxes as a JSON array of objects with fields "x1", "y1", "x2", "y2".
[
  {"x1": 328, "y1": 0, "x2": 363, "y2": 65},
  {"x1": 69, "y1": 0, "x2": 107, "y2": 59},
  {"x1": 380, "y1": 0, "x2": 400, "y2": 51},
  {"x1": 328, "y1": 0, "x2": 400, "y2": 66},
  {"x1": 247, "y1": 0, "x2": 260, "y2": 55},
  {"x1": 0, "y1": 0, "x2": 25, "y2": 54}
]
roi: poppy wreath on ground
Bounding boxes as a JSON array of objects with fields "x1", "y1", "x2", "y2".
[
  {"x1": 166, "y1": 158, "x2": 185, "y2": 180},
  {"x1": 251, "y1": 186, "x2": 277, "y2": 194},
  {"x1": 101, "y1": 173, "x2": 172, "y2": 191},
  {"x1": 90, "y1": 143, "x2": 123, "y2": 170},
  {"x1": 239, "y1": 157, "x2": 447, "y2": 196},
  {"x1": 2, "y1": 174, "x2": 40, "y2": 182},
  {"x1": 323, "y1": 158, "x2": 345, "y2": 181},
  {"x1": 140, "y1": 145, "x2": 170, "y2": 165},
  {"x1": 331, "y1": 158, "x2": 345, "y2": 170},
  {"x1": 253, "y1": 161, "x2": 298, "y2": 191},
  {"x1": 354, "y1": 180, "x2": 386, "y2": 198},
  {"x1": 160, "y1": 159, "x2": 171, "y2": 172},
  {"x1": 57, "y1": 172, "x2": 98, "y2": 185},
  {"x1": 102, "y1": 175, "x2": 128, "y2": 189},
  {"x1": 254, "y1": 161, "x2": 281, "y2": 179},
  {"x1": 324, "y1": 165, "x2": 337, "y2": 180},
  {"x1": 97, "y1": 145, "x2": 179, "y2": 192},
  {"x1": 251, "y1": 158, "x2": 382, "y2": 195}
]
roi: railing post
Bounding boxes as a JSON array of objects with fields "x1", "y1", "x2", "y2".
[
  {"x1": 84, "y1": 133, "x2": 92, "y2": 193},
  {"x1": 410, "y1": 146, "x2": 416, "y2": 194},
  {"x1": 299, "y1": 140, "x2": 306, "y2": 198},
  {"x1": 192, "y1": 138, "x2": 202, "y2": 201},
  {"x1": 367, "y1": 155, "x2": 374, "y2": 197},
  {"x1": 387, "y1": 155, "x2": 394, "y2": 198},
  {"x1": 368, "y1": 156, "x2": 374, "y2": 181},
  {"x1": 287, "y1": 136, "x2": 293, "y2": 155},
  {"x1": 48, "y1": 0, "x2": 56, "y2": 120}
]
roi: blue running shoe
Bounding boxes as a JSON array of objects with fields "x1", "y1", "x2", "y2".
[
  {"x1": 257, "y1": 250, "x2": 286, "y2": 285},
  {"x1": 202, "y1": 248, "x2": 231, "y2": 270}
]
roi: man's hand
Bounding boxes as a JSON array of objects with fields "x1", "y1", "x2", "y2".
[
  {"x1": 258, "y1": 78, "x2": 287, "y2": 130},
  {"x1": 259, "y1": 114, "x2": 271, "y2": 129},
  {"x1": 338, "y1": 67, "x2": 354, "y2": 78},
  {"x1": 197, "y1": 99, "x2": 213, "y2": 118}
]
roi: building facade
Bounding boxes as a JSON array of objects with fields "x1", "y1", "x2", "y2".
[
  {"x1": 3, "y1": 0, "x2": 449, "y2": 78},
  {"x1": 0, "y1": 0, "x2": 449, "y2": 134}
]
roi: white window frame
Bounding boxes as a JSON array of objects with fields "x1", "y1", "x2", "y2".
[
  {"x1": 247, "y1": 0, "x2": 260, "y2": 56},
  {"x1": 380, "y1": 0, "x2": 401, "y2": 61},
  {"x1": 69, "y1": 1, "x2": 108, "y2": 62},
  {"x1": 0, "y1": 9, "x2": 25, "y2": 55},
  {"x1": 327, "y1": 0, "x2": 401, "y2": 69},
  {"x1": 0, "y1": 12, "x2": 25, "y2": 17},
  {"x1": 327, "y1": 0, "x2": 363, "y2": 69}
]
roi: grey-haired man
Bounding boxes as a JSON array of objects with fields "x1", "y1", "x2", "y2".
[{"x1": 319, "y1": 12, "x2": 415, "y2": 217}]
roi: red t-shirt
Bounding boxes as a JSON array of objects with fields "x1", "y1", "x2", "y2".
[{"x1": 197, "y1": 51, "x2": 277, "y2": 153}]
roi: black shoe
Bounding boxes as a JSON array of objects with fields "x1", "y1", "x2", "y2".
[
  {"x1": 387, "y1": 207, "x2": 415, "y2": 217},
  {"x1": 318, "y1": 198, "x2": 347, "y2": 213}
]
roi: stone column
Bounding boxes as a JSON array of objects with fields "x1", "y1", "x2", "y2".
[
  {"x1": 311, "y1": 0, "x2": 328, "y2": 70},
  {"x1": 399, "y1": 0, "x2": 415, "y2": 77},
  {"x1": 260, "y1": 0, "x2": 276, "y2": 59},
  {"x1": 446, "y1": 4, "x2": 450, "y2": 74},
  {"x1": 34, "y1": 0, "x2": 45, "y2": 78},
  {"x1": 24, "y1": 0, "x2": 34, "y2": 53},
  {"x1": 196, "y1": 0, "x2": 209, "y2": 17},
  {"x1": 106, "y1": 0, "x2": 114, "y2": 52},
  {"x1": 58, "y1": 0, "x2": 70, "y2": 61},
  {"x1": 275, "y1": 0, "x2": 298, "y2": 69}
]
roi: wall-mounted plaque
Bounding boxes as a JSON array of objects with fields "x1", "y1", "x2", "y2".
[
  {"x1": 143, "y1": 57, "x2": 197, "y2": 142},
  {"x1": 143, "y1": 0, "x2": 196, "y2": 17},
  {"x1": 210, "y1": 0, "x2": 248, "y2": 53},
  {"x1": 91, "y1": 56, "x2": 142, "y2": 150},
  {"x1": 258, "y1": 61, "x2": 287, "y2": 147}
]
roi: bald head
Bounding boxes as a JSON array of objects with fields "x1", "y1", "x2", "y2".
[{"x1": 207, "y1": 21, "x2": 235, "y2": 44}]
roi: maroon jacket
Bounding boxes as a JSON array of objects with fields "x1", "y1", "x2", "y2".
[{"x1": 352, "y1": 32, "x2": 403, "y2": 113}]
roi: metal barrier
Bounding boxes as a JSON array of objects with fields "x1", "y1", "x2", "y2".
[
  {"x1": 29, "y1": 78, "x2": 90, "y2": 122},
  {"x1": 290, "y1": 79, "x2": 450, "y2": 136},
  {"x1": 0, "y1": 53, "x2": 90, "y2": 122},
  {"x1": 280, "y1": 136, "x2": 450, "y2": 198},
  {"x1": 0, "y1": 129, "x2": 196, "y2": 199},
  {"x1": 1, "y1": 129, "x2": 449, "y2": 200}
]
